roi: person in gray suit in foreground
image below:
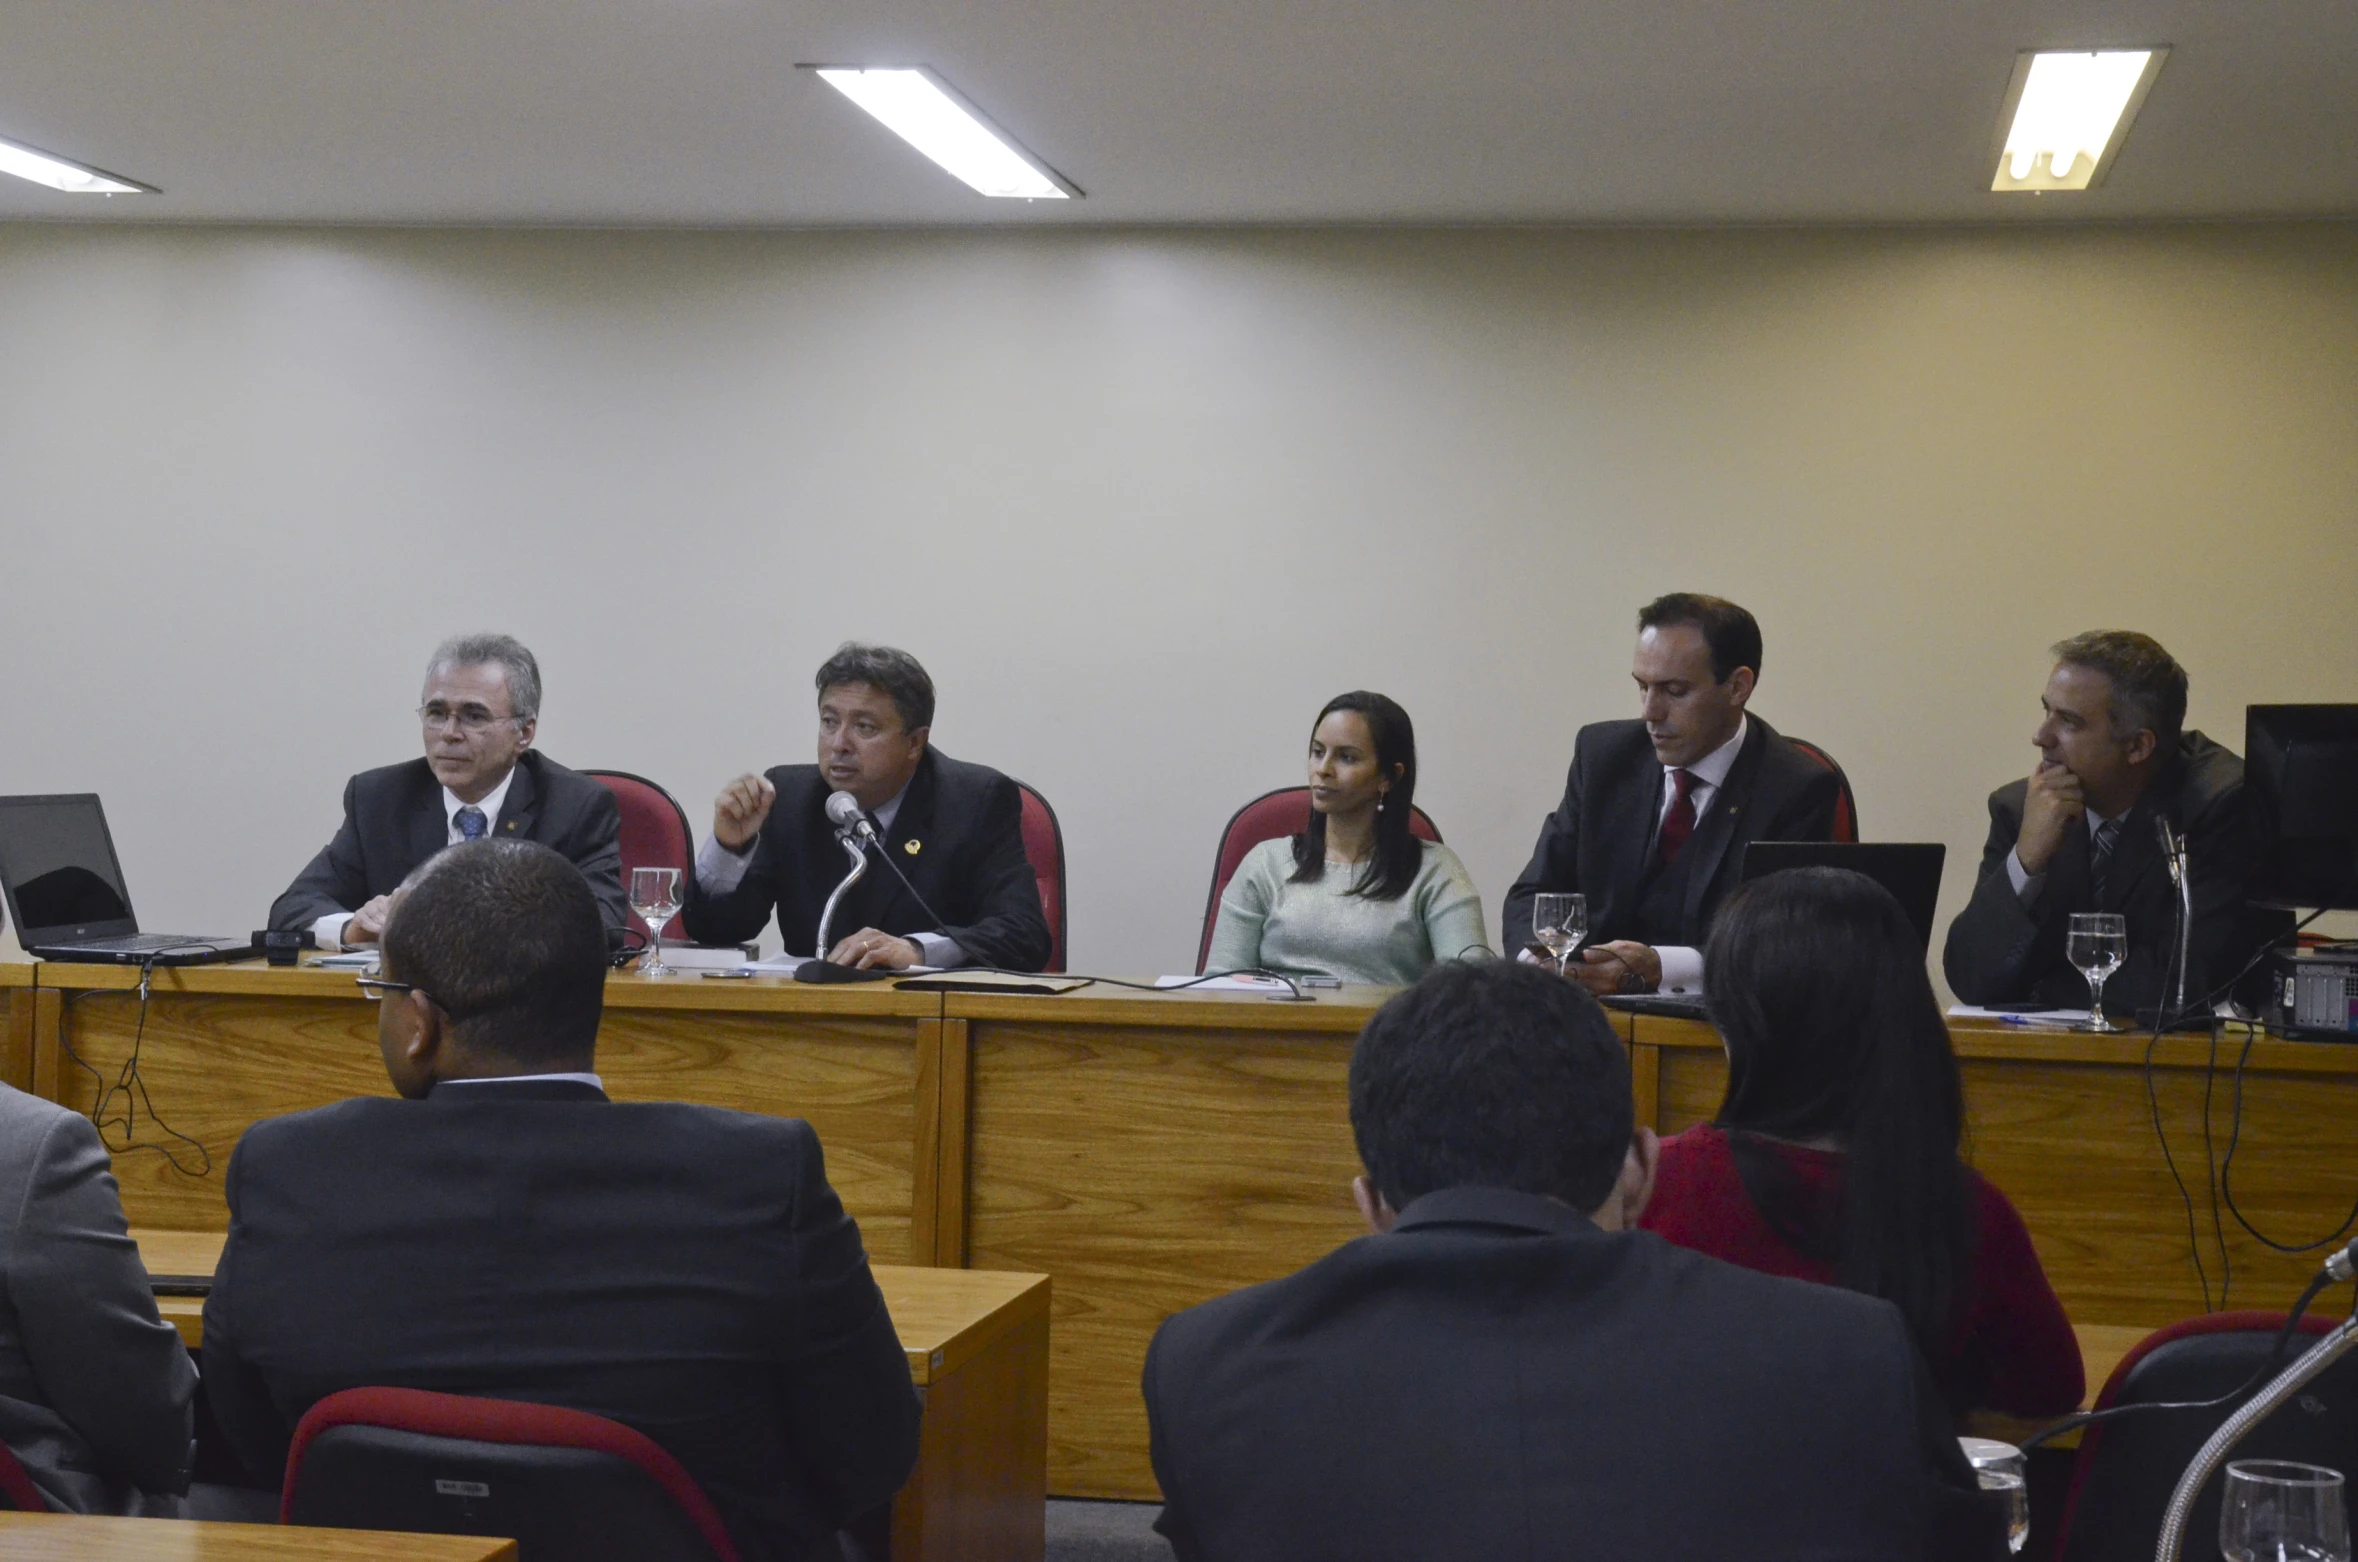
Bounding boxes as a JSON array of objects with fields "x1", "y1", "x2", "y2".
[{"x1": 0, "y1": 1082, "x2": 195, "y2": 1513}]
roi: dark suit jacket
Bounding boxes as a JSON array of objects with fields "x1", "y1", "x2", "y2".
[
  {"x1": 1501, "y1": 715, "x2": 1845, "y2": 955},
  {"x1": 269, "y1": 751, "x2": 628, "y2": 939},
  {"x1": 201, "y1": 1078, "x2": 922, "y2": 1562},
  {"x1": 1943, "y1": 731, "x2": 2274, "y2": 1013},
  {"x1": 0, "y1": 1084, "x2": 195, "y2": 1515},
  {"x1": 1145, "y1": 1187, "x2": 2002, "y2": 1562},
  {"x1": 682, "y1": 748, "x2": 1051, "y2": 972}
]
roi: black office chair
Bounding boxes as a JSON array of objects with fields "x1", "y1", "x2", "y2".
[
  {"x1": 283, "y1": 1387, "x2": 741, "y2": 1562},
  {"x1": 2056, "y1": 1311, "x2": 2358, "y2": 1562}
]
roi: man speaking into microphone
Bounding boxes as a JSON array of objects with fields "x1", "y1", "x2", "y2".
[{"x1": 682, "y1": 643, "x2": 1052, "y2": 972}]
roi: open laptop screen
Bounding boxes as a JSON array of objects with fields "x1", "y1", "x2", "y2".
[{"x1": 0, "y1": 794, "x2": 137, "y2": 941}]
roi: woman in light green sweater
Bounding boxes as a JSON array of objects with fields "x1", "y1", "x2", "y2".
[{"x1": 1207, "y1": 691, "x2": 1492, "y2": 987}]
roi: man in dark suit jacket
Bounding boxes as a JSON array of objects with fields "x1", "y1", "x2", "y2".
[
  {"x1": 683, "y1": 642, "x2": 1050, "y2": 972},
  {"x1": 0, "y1": 1082, "x2": 195, "y2": 1516},
  {"x1": 1946, "y1": 630, "x2": 2273, "y2": 1016},
  {"x1": 1502, "y1": 594, "x2": 1844, "y2": 995},
  {"x1": 208, "y1": 841, "x2": 921, "y2": 1562},
  {"x1": 1144, "y1": 961, "x2": 2002, "y2": 1562},
  {"x1": 269, "y1": 634, "x2": 627, "y2": 946}
]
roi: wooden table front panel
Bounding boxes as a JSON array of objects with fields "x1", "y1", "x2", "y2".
[
  {"x1": 39, "y1": 964, "x2": 939, "y2": 1260},
  {"x1": 959, "y1": 991, "x2": 1380, "y2": 1500},
  {"x1": 1636, "y1": 1015, "x2": 2358, "y2": 1328}
]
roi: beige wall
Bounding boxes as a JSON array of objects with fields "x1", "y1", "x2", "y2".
[{"x1": 0, "y1": 221, "x2": 2352, "y2": 981}]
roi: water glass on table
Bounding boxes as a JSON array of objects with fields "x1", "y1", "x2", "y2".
[
  {"x1": 629, "y1": 866, "x2": 685, "y2": 977},
  {"x1": 2066, "y1": 911, "x2": 2127, "y2": 1033},
  {"x1": 2221, "y1": 1460, "x2": 2349, "y2": 1562},
  {"x1": 1530, "y1": 893, "x2": 1587, "y2": 976},
  {"x1": 1960, "y1": 1437, "x2": 2028, "y2": 1554}
]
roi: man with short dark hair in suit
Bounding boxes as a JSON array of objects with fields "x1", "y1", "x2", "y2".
[
  {"x1": 683, "y1": 642, "x2": 1051, "y2": 972},
  {"x1": 208, "y1": 840, "x2": 922, "y2": 1561},
  {"x1": 268, "y1": 633, "x2": 628, "y2": 946},
  {"x1": 1502, "y1": 594, "x2": 1844, "y2": 995},
  {"x1": 1944, "y1": 630, "x2": 2272, "y2": 1015},
  {"x1": 1144, "y1": 961, "x2": 2003, "y2": 1562}
]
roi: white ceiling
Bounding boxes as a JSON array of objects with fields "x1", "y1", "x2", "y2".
[{"x1": 0, "y1": 0, "x2": 2353, "y2": 227}]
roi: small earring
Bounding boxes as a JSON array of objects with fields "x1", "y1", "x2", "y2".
[{"x1": 1377, "y1": 796, "x2": 1386, "y2": 814}]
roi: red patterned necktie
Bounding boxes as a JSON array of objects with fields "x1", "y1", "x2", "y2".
[{"x1": 1657, "y1": 768, "x2": 1701, "y2": 865}]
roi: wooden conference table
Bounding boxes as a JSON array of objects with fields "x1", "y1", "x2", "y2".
[
  {"x1": 0, "y1": 1513, "x2": 515, "y2": 1561},
  {"x1": 14, "y1": 959, "x2": 2358, "y2": 1501}
]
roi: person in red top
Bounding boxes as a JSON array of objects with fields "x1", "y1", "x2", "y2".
[{"x1": 1639, "y1": 866, "x2": 2084, "y2": 1420}]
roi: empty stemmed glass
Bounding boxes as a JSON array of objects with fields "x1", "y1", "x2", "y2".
[
  {"x1": 2220, "y1": 1460, "x2": 2349, "y2": 1562},
  {"x1": 1531, "y1": 893, "x2": 1588, "y2": 976},
  {"x1": 2066, "y1": 912, "x2": 2128, "y2": 1032},
  {"x1": 1960, "y1": 1438, "x2": 2029, "y2": 1554},
  {"x1": 630, "y1": 866, "x2": 685, "y2": 977}
]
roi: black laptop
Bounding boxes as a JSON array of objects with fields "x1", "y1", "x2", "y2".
[
  {"x1": 0, "y1": 794, "x2": 252, "y2": 965},
  {"x1": 1739, "y1": 841, "x2": 1948, "y2": 951}
]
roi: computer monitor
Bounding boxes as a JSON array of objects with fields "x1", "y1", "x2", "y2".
[{"x1": 2247, "y1": 705, "x2": 2358, "y2": 911}]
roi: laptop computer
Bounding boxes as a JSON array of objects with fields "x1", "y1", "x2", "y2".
[
  {"x1": 1739, "y1": 841, "x2": 1948, "y2": 952},
  {"x1": 0, "y1": 794, "x2": 253, "y2": 965}
]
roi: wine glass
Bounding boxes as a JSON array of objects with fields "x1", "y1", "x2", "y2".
[
  {"x1": 629, "y1": 866, "x2": 685, "y2": 977},
  {"x1": 1960, "y1": 1438, "x2": 2029, "y2": 1554},
  {"x1": 1531, "y1": 893, "x2": 1588, "y2": 976},
  {"x1": 2221, "y1": 1460, "x2": 2350, "y2": 1562},
  {"x1": 2065, "y1": 912, "x2": 2127, "y2": 1033}
]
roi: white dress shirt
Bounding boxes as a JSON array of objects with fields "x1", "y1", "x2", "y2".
[
  {"x1": 436, "y1": 1071, "x2": 605, "y2": 1091},
  {"x1": 695, "y1": 782, "x2": 968, "y2": 967},
  {"x1": 1649, "y1": 715, "x2": 1747, "y2": 995},
  {"x1": 312, "y1": 766, "x2": 519, "y2": 951}
]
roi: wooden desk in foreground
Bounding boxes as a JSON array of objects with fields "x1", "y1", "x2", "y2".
[
  {"x1": 134, "y1": 1233, "x2": 1049, "y2": 1562},
  {"x1": 0, "y1": 1513, "x2": 514, "y2": 1560}
]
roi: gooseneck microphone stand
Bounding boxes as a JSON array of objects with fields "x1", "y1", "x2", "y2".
[
  {"x1": 2154, "y1": 1242, "x2": 2358, "y2": 1562},
  {"x1": 812, "y1": 828, "x2": 870, "y2": 960},
  {"x1": 2156, "y1": 819, "x2": 2193, "y2": 1019}
]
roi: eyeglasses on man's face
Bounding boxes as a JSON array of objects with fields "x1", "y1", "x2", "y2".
[
  {"x1": 356, "y1": 976, "x2": 431, "y2": 1005},
  {"x1": 417, "y1": 701, "x2": 521, "y2": 735}
]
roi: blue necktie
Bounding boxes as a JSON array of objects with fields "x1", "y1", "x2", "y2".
[
  {"x1": 456, "y1": 806, "x2": 489, "y2": 841},
  {"x1": 2089, "y1": 818, "x2": 2121, "y2": 904}
]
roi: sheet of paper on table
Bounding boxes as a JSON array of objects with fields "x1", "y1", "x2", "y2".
[
  {"x1": 1155, "y1": 974, "x2": 1305, "y2": 993},
  {"x1": 1947, "y1": 1004, "x2": 2093, "y2": 1027}
]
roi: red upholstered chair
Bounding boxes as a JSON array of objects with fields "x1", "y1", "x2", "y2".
[
  {"x1": 1012, "y1": 781, "x2": 1067, "y2": 973},
  {"x1": 1196, "y1": 787, "x2": 1443, "y2": 972},
  {"x1": 2054, "y1": 1311, "x2": 2358, "y2": 1562},
  {"x1": 0, "y1": 1438, "x2": 49, "y2": 1512},
  {"x1": 282, "y1": 1387, "x2": 740, "y2": 1562},
  {"x1": 1785, "y1": 738, "x2": 1860, "y2": 843},
  {"x1": 584, "y1": 770, "x2": 694, "y2": 942}
]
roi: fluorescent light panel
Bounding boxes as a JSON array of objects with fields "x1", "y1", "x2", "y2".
[
  {"x1": 0, "y1": 134, "x2": 151, "y2": 194},
  {"x1": 1992, "y1": 49, "x2": 2166, "y2": 192},
  {"x1": 811, "y1": 68, "x2": 1071, "y2": 200}
]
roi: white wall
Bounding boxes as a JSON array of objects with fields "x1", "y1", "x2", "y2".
[{"x1": 2, "y1": 221, "x2": 2354, "y2": 980}]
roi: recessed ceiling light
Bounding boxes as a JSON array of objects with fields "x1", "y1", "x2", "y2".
[
  {"x1": 1991, "y1": 49, "x2": 2167, "y2": 193},
  {"x1": 0, "y1": 134, "x2": 153, "y2": 195},
  {"x1": 807, "y1": 67, "x2": 1075, "y2": 200}
]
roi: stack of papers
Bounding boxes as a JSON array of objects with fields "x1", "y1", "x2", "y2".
[
  {"x1": 1154, "y1": 974, "x2": 1308, "y2": 993},
  {"x1": 1946, "y1": 1004, "x2": 2093, "y2": 1027}
]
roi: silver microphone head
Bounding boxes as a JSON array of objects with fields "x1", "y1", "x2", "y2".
[{"x1": 825, "y1": 790, "x2": 865, "y2": 831}]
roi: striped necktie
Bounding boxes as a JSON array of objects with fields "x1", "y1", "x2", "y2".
[{"x1": 2089, "y1": 817, "x2": 2121, "y2": 904}]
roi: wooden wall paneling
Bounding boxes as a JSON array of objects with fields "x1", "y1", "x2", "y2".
[
  {"x1": 931, "y1": 1018, "x2": 972, "y2": 1269},
  {"x1": 957, "y1": 989, "x2": 1381, "y2": 1500}
]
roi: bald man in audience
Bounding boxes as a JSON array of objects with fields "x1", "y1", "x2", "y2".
[{"x1": 209, "y1": 841, "x2": 919, "y2": 1560}]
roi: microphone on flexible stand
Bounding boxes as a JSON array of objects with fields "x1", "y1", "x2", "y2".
[
  {"x1": 798, "y1": 791, "x2": 894, "y2": 985},
  {"x1": 2155, "y1": 817, "x2": 2193, "y2": 1020}
]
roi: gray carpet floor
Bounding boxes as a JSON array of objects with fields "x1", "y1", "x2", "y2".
[{"x1": 1046, "y1": 1499, "x2": 1175, "y2": 1562}]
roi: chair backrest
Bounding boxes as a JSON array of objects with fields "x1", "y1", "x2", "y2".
[
  {"x1": 584, "y1": 771, "x2": 694, "y2": 941},
  {"x1": 1785, "y1": 737, "x2": 1860, "y2": 843},
  {"x1": 0, "y1": 1437, "x2": 49, "y2": 1512},
  {"x1": 1012, "y1": 781, "x2": 1067, "y2": 973},
  {"x1": 2057, "y1": 1311, "x2": 2358, "y2": 1562},
  {"x1": 283, "y1": 1387, "x2": 741, "y2": 1562},
  {"x1": 1196, "y1": 787, "x2": 1443, "y2": 972}
]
